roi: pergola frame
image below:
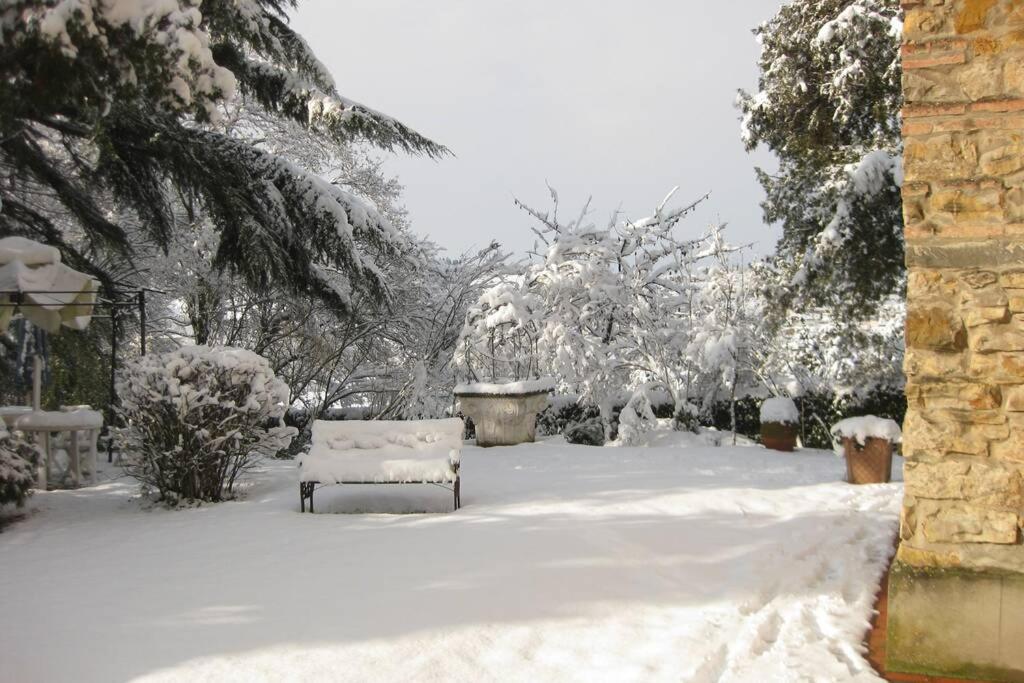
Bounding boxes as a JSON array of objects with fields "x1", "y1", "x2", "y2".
[{"x1": 1, "y1": 288, "x2": 159, "y2": 460}]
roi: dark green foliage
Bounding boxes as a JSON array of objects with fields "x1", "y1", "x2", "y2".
[
  {"x1": 40, "y1": 324, "x2": 113, "y2": 413},
  {"x1": 738, "y1": 0, "x2": 904, "y2": 322},
  {"x1": 708, "y1": 398, "x2": 762, "y2": 441},
  {"x1": 0, "y1": 0, "x2": 447, "y2": 311},
  {"x1": 536, "y1": 399, "x2": 601, "y2": 437},
  {"x1": 706, "y1": 387, "x2": 907, "y2": 449},
  {"x1": 0, "y1": 430, "x2": 37, "y2": 508},
  {"x1": 564, "y1": 418, "x2": 605, "y2": 446},
  {"x1": 739, "y1": 0, "x2": 901, "y2": 159}
]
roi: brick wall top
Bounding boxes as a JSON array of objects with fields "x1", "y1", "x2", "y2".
[{"x1": 902, "y1": 0, "x2": 1024, "y2": 267}]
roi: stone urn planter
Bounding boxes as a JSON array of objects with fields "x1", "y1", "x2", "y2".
[
  {"x1": 759, "y1": 397, "x2": 799, "y2": 452},
  {"x1": 454, "y1": 379, "x2": 554, "y2": 447},
  {"x1": 830, "y1": 416, "x2": 902, "y2": 485}
]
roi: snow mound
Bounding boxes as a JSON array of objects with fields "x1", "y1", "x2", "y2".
[
  {"x1": 831, "y1": 416, "x2": 902, "y2": 446},
  {"x1": 760, "y1": 397, "x2": 799, "y2": 425},
  {"x1": 455, "y1": 378, "x2": 556, "y2": 396}
]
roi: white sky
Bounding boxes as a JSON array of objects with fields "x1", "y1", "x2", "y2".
[{"x1": 291, "y1": 1, "x2": 783, "y2": 257}]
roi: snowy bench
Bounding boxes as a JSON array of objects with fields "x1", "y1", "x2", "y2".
[{"x1": 297, "y1": 418, "x2": 464, "y2": 513}]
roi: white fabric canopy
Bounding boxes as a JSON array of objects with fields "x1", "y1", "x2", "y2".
[{"x1": 0, "y1": 236, "x2": 99, "y2": 333}]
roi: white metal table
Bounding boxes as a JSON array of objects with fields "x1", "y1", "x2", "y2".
[{"x1": 5, "y1": 409, "x2": 103, "y2": 489}]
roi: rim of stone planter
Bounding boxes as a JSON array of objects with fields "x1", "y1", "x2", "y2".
[
  {"x1": 453, "y1": 389, "x2": 552, "y2": 399},
  {"x1": 453, "y1": 378, "x2": 556, "y2": 399}
]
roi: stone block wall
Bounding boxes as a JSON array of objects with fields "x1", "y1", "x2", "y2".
[{"x1": 901, "y1": 0, "x2": 1024, "y2": 573}]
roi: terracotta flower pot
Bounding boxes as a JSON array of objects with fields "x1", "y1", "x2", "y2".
[
  {"x1": 761, "y1": 421, "x2": 798, "y2": 452},
  {"x1": 842, "y1": 437, "x2": 893, "y2": 485}
]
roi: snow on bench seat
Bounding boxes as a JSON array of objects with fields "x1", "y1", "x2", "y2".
[
  {"x1": 297, "y1": 418, "x2": 465, "y2": 512},
  {"x1": 300, "y1": 447, "x2": 458, "y2": 484}
]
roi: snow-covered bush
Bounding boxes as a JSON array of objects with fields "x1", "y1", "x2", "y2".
[
  {"x1": 116, "y1": 346, "x2": 296, "y2": 503},
  {"x1": 0, "y1": 426, "x2": 36, "y2": 508},
  {"x1": 760, "y1": 397, "x2": 799, "y2": 425},
  {"x1": 564, "y1": 418, "x2": 605, "y2": 446},
  {"x1": 616, "y1": 387, "x2": 660, "y2": 446},
  {"x1": 536, "y1": 395, "x2": 600, "y2": 437}
]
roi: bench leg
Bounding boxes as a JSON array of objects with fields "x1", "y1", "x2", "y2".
[
  {"x1": 299, "y1": 482, "x2": 316, "y2": 513},
  {"x1": 454, "y1": 476, "x2": 461, "y2": 511}
]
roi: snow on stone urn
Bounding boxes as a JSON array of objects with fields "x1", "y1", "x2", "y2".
[
  {"x1": 759, "y1": 397, "x2": 799, "y2": 452},
  {"x1": 455, "y1": 378, "x2": 554, "y2": 447},
  {"x1": 830, "y1": 416, "x2": 900, "y2": 485}
]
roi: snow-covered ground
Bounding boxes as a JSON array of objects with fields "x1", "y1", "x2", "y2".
[{"x1": 0, "y1": 437, "x2": 901, "y2": 682}]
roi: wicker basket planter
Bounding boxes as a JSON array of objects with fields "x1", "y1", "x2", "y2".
[
  {"x1": 841, "y1": 437, "x2": 894, "y2": 485},
  {"x1": 830, "y1": 416, "x2": 902, "y2": 486},
  {"x1": 760, "y1": 397, "x2": 799, "y2": 452},
  {"x1": 761, "y1": 422, "x2": 798, "y2": 452}
]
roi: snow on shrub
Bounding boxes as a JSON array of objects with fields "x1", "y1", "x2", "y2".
[
  {"x1": 616, "y1": 386, "x2": 660, "y2": 446},
  {"x1": 760, "y1": 397, "x2": 799, "y2": 425},
  {"x1": 830, "y1": 416, "x2": 902, "y2": 446},
  {"x1": 564, "y1": 418, "x2": 605, "y2": 446},
  {"x1": 116, "y1": 346, "x2": 296, "y2": 502},
  {"x1": 0, "y1": 426, "x2": 36, "y2": 508}
]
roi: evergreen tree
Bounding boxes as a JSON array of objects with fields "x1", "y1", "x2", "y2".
[
  {"x1": 0, "y1": 1, "x2": 446, "y2": 311},
  {"x1": 738, "y1": 0, "x2": 903, "y2": 322}
]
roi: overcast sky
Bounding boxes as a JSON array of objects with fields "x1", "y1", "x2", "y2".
[{"x1": 291, "y1": 1, "x2": 783, "y2": 257}]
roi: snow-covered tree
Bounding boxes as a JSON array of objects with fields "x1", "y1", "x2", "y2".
[
  {"x1": 1, "y1": 0, "x2": 445, "y2": 311},
  {"x1": 459, "y1": 188, "x2": 726, "y2": 434},
  {"x1": 686, "y1": 225, "x2": 762, "y2": 434},
  {"x1": 738, "y1": 0, "x2": 903, "y2": 322}
]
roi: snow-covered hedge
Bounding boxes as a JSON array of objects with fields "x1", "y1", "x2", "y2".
[
  {"x1": 0, "y1": 426, "x2": 36, "y2": 508},
  {"x1": 116, "y1": 346, "x2": 296, "y2": 502},
  {"x1": 830, "y1": 416, "x2": 902, "y2": 447},
  {"x1": 760, "y1": 397, "x2": 799, "y2": 425}
]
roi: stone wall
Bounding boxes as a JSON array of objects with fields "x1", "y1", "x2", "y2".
[
  {"x1": 901, "y1": 0, "x2": 1024, "y2": 573},
  {"x1": 891, "y1": 2, "x2": 1024, "y2": 677}
]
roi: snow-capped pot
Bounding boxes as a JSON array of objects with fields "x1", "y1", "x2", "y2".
[
  {"x1": 455, "y1": 378, "x2": 555, "y2": 447},
  {"x1": 759, "y1": 397, "x2": 799, "y2": 425},
  {"x1": 454, "y1": 378, "x2": 556, "y2": 397},
  {"x1": 759, "y1": 397, "x2": 799, "y2": 452},
  {"x1": 831, "y1": 416, "x2": 900, "y2": 485}
]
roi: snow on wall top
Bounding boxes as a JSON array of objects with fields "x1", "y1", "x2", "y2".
[
  {"x1": 454, "y1": 378, "x2": 556, "y2": 396},
  {"x1": 760, "y1": 397, "x2": 799, "y2": 425},
  {"x1": 830, "y1": 416, "x2": 902, "y2": 446}
]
